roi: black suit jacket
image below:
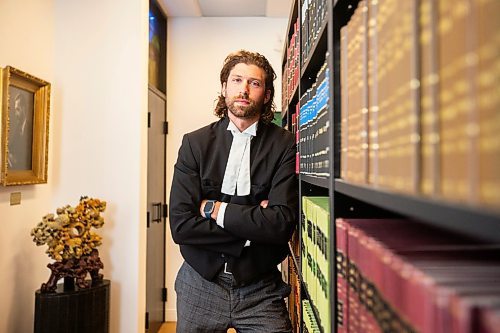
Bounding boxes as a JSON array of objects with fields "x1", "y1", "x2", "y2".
[{"x1": 169, "y1": 116, "x2": 298, "y2": 285}]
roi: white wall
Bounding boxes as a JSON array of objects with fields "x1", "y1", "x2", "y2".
[
  {"x1": 53, "y1": 0, "x2": 149, "y2": 332},
  {"x1": 0, "y1": 0, "x2": 56, "y2": 332},
  {"x1": 0, "y1": 0, "x2": 149, "y2": 332},
  {"x1": 165, "y1": 17, "x2": 287, "y2": 321}
]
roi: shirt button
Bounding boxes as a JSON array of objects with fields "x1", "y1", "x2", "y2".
[{"x1": 221, "y1": 254, "x2": 225, "y2": 258}]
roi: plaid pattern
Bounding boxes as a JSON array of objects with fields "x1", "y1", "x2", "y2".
[{"x1": 175, "y1": 262, "x2": 292, "y2": 333}]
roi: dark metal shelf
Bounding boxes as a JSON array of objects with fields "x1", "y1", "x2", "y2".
[
  {"x1": 334, "y1": 179, "x2": 500, "y2": 242},
  {"x1": 301, "y1": 174, "x2": 330, "y2": 189}
]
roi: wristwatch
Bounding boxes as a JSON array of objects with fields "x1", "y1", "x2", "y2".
[{"x1": 203, "y1": 200, "x2": 217, "y2": 219}]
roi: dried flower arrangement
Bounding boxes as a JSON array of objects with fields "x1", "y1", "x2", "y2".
[{"x1": 31, "y1": 196, "x2": 107, "y2": 292}]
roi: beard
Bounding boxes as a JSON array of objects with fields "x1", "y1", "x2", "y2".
[{"x1": 226, "y1": 95, "x2": 263, "y2": 119}]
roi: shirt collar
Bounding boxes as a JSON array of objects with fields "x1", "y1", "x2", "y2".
[{"x1": 227, "y1": 119, "x2": 258, "y2": 137}]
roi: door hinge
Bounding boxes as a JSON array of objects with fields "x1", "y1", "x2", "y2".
[
  {"x1": 163, "y1": 203, "x2": 168, "y2": 218},
  {"x1": 145, "y1": 311, "x2": 149, "y2": 329},
  {"x1": 162, "y1": 287, "x2": 168, "y2": 302},
  {"x1": 147, "y1": 211, "x2": 150, "y2": 228},
  {"x1": 163, "y1": 121, "x2": 169, "y2": 135},
  {"x1": 148, "y1": 112, "x2": 151, "y2": 128}
]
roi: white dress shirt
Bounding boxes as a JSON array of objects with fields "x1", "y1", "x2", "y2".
[{"x1": 216, "y1": 120, "x2": 258, "y2": 247}]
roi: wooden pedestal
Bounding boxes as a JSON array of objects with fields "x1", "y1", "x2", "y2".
[{"x1": 34, "y1": 279, "x2": 110, "y2": 333}]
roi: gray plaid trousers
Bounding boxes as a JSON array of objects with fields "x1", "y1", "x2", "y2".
[{"x1": 175, "y1": 261, "x2": 292, "y2": 333}]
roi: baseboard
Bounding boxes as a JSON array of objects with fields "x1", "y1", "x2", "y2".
[{"x1": 165, "y1": 308, "x2": 177, "y2": 322}]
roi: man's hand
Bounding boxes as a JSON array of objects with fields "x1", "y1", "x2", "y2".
[{"x1": 260, "y1": 200, "x2": 269, "y2": 208}]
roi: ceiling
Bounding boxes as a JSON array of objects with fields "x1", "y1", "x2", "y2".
[{"x1": 158, "y1": 0, "x2": 293, "y2": 17}]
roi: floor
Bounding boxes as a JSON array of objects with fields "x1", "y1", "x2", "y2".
[
  {"x1": 158, "y1": 322, "x2": 175, "y2": 333},
  {"x1": 159, "y1": 322, "x2": 236, "y2": 333}
]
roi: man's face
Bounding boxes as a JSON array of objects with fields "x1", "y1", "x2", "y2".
[
  {"x1": 222, "y1": 63, "x2": 271, "y2": 119},
  {"x1": 14, "y1": 96, "x2": 22, "y2": 117}
]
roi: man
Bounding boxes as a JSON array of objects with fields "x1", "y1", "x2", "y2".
[
  {"x1": 169, "y1": 50, "x2": 298, "y2": 332},
  {"x1": 8, "y1": 91, "x2": 33, "y2": 170}
]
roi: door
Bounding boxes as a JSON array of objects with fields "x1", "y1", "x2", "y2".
[{"x1": 146, "y1": 86, "x2": 167, "y2": 332}]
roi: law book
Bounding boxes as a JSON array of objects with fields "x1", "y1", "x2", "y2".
[
  {"x1": 415, "y1": 274, "x2": 500, "y2": 332},
  {"x1": 419, "y1": 0, "x2": 440, "y2": 197},
  {"x1": 299, "y1": 91, "x2": 308, "y2": 174},
  {"x1": 357, "y1": 225, "x2": 384, "y2": 333},
  {"x1": 303, "y1": 89, "x2": 314, "y2": 175},
  {"x1": 438, "y1": 0, "x2": 476, "y2": 203},
  {"x1": 376, "y1": 0, "x2": 420, "y2": 194},
  {"x1": 311, "y1": 76, "x2": 320, "y2": 176},
  {"x1": 301, "y1": 0, "x2": 309, "y2": 65},
  {"x1": 359, "y1": 0, "x2": 369, "y2": 185},
  {"x1": 288, "y1": 259, "x2": 301, "y2": 333},
  {"x1": 282, "y1": 62, "x2": 289, "y2": 112},
  {"x1": 340, "y1": 24, "x2": 349, "y2": 181},
  {"x1": 307, "y1": 196, "x2": 318, "y2": 316},
  {"x1": 314, "y1": 62, "x2": 330, "y2": 177},
  {"x1": 303, "y1": 299, "x2": 321, "y2": 333},
  {"x1": 309, "y1": 84, "x2": 317, "y2": 175},
  {"x1": 291, "y1": 225, "x2": 300, "y2": 260},
  {"x1": 282, "y1": 256, "x2": 289, "y2": 284},
  {"x1": 295, "y1": 103, "x2": 300, "y2": 174},
  {"x1": 323, "y1": 65, "x2": 331, "y2": 177},
  {"x1": 367, "y1": 0, "x2": 379, "y2": 186},
  {"x1": 339, "y1": 218, "x2": 495, "y2": 332},
  {"x1": 293, "y1": 20, "x2": 300, "y2": 93},
  {"x1": 301, "y1": 196, "x2": 309, "y2": 292},
  {"x1": 307, "y1": 197, "x2": 316, "y2": 302},
  {"x1": 294, "y1": 20, "x2": 298, "y2": 94},
  {"x1": 391, "y1": 251, "x2": 500, "y2": 332},
  {"x1": 308, "y1": 0, "x2": 314, "y2": 62},
  {"x1": 309, "y1": 197, "x2": 330, "y2": 332},
  {"x1": 335, "y1": 217, "x2": 349, "y2": 333},
  {"x1": 345, "y1": 3, "x2": 364, "y2": 184},
  {"x1": 475, "y1": 0, "x2": 500, "y2": 209},
  {"x1": 478, "y1": 304, "x2": 500, "y2": 333},
  {"x1": 449, "y1": 293, "x2": 500, "y2": 333},
  {"x1": 347, "y1": 219, "x2": 362, "y2": 333},
  {"x1": 396, "y1": 251, "x2": 500, "y2": 333},
  {"x1": 344, "y1": 5, "x2": 354, "y2": 183}
]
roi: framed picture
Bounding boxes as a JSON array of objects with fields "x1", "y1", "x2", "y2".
[{"x1": 0, "y1": 66, "x2": 51, "y2": 185}]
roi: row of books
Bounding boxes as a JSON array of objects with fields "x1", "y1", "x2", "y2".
[
  {"x1": 303, "y1": 299, "x2": 322, "y2": 333},
  {"x1": 301, "y1": 196, "x2": 330, "y2": 332},
  {"x1": 340, "y1": 0, "x2": 500, "y2": 210},
  {"x1": 292, "y1": 112, "x2": 300, "y2": 175},
  {"x1": 299, "y1": 60, "x2": 331, "y2": 177},
  {"x1": 282, "y1": 18, "x2": 300, "y2": 113},
  {"x1": 301, "y1": 0, "x2": 328, "y2": 66},
  {"x1": 336, "y1": 218, "x2": 500, "y2": 333},
  {"x1": 287, "y1": 257, "x2": 301, "y2": 333}
]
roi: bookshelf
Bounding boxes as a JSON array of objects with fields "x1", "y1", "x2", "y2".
[{"x1": 281, "y1": 0, "x2": 500, "y2": 332}]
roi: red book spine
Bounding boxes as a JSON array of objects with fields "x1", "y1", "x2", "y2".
[
  {"x1": 358, "y1": 232, "x2": 383, "y2": 333},
  {"x1": 336, "y1": 218, "x2": 349, "y2": 333},
  {"x1": 348, "y1": 223, "x2": 362, "y2": 333}
]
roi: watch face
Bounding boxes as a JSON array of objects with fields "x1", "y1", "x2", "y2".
[{"x1": 204, "y1": 201, "x2": 215, "y2": 214}]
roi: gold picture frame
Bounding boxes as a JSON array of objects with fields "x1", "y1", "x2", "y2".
[{"x1": 0, "y1": 66, "x2": 51, "y2": 185}]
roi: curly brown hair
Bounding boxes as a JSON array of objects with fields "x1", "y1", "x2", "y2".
[{"x1": 214, "y1": 50, "x2": 276, "y2": 124}]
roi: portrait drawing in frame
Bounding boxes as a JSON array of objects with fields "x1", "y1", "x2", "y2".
[{"x1": 0, "y1": 66, "x2": 51, "y2": 185}]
